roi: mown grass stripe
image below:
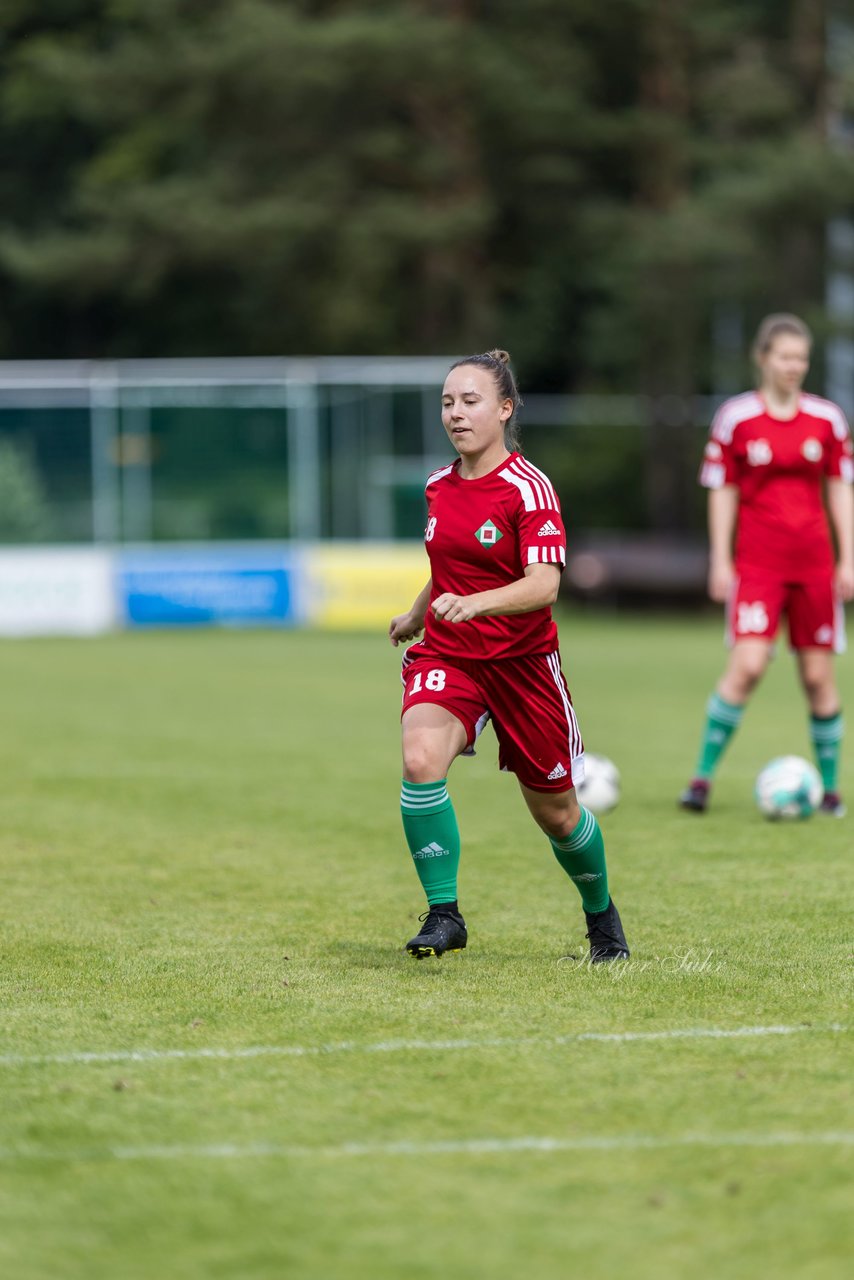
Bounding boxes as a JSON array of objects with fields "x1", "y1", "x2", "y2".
[
  {"x1": 0, "y1": 1022, "x2": 846, "y2": 1068},
  {"x1": 0, "y1": 1130, "x2": 852, "y2": 1164}
]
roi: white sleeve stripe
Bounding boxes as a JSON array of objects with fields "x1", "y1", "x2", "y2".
[
  {"x1": 527, "y1": 546, "x2": 566, "y2": 565},
  {"x1": 711, "y1": 392, "x2": 763, "y2": 445},
  {"x1": 514, "y1": 459, "x2": 549, "y2": 508},
  {"x1": 515, "y1": 456, "x2": 557, "y2": 504},
  {"x1": 499, "y1": 467, "x2": 536, "y2": 511},
  {"x1": 801, "y1": 394, "x2": 851, "y2": 442},
  {"x1": 513, "y1": 457, "x2": 558, "y2": 509},
  {"x1": 700, "y1": 462, "x2": 726, "y2": 489},
  {"x1": 528, "y1": 461, "x2": 559, "y2": 509},
  {"x1": 509, "y1": 458, "x2": 547, "y2": 509},
  {"x1": 425, "y1": 463, "x2": 455, "y2": 490}
]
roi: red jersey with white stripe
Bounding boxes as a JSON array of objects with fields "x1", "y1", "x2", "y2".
[
  {"x1": 699, "y1": 391, "x2": 853, "y2": 579},
  {"x1": 422, "y1": 451, "x2": 566, "y2": 660}
]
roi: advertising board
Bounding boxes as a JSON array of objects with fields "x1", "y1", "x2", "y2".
[
  {"x1": 0, "y1": 548, "x2": 116, "y2": 636},
  {"x1": 119, "y1": 546, "x2": 302, "y2": 627}
]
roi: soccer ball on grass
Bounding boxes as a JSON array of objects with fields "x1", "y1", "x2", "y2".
[
  {"x1": 754, "y1": 755, "x2": 822, "y2": 820},
  {"x1": 576, "y1": 752, "x2": 620, "y2": 815}
]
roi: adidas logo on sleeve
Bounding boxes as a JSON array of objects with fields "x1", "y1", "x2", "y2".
[{"x1": 537, "y1": 519, "x2": 561, "y2": 536}]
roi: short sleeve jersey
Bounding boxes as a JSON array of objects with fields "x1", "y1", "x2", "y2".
[
  {"x1": 422, "y1": 451, "x2": 566, "y2": 660},
  {"x1": 699, "y1": 391, "x2": 854, "y2": 579}
]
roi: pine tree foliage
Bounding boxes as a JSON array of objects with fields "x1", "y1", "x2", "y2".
[{"x1": 0, "y1": 0, "x2": 851, "y2": 393}]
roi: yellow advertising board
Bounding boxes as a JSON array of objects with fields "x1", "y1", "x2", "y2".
[{"x1": 306, "y1": 543, "x2": 428, "y2": 630}]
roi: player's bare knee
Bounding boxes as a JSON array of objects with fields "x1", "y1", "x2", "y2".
[
  {"x1": 801, "y1": 671, "x2": 836, "y2": 711},
  {"x1": 536, "y1": 794, "x2": 581, "y2": 840},
  {"x1": 736, "y1": 672, "x2": 761, "y2": 699},
  {"x1": 746, "y1": 658, "x2": 769, "y2": 689},
  {"x1": 402, "y1": 739, "x2": 445, "y2": 783},
  {"x1": 726, "y1": 661, "x2": 765, "y2": 700}
]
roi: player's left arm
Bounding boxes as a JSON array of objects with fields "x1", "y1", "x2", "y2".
[
  {"x1": 827, "y1": 478, "x2": 854, "y2": 601},
  {"x1": 431, "y1": 563, "x2": 560, "y2": 623}
]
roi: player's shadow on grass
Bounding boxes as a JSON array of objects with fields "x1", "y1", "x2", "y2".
[
  {"x1": 325, "y1": 939, "x2": 481, "y2": 975},
  {"x1": 324, "y1": 940, "x2": 413, "y2": 970}
]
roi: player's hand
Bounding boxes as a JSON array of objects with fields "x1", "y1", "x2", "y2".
[
  {"x1": 432, "y1": 593, "x2": 481, "y2": 624},
  {"x1": 708, "y1": 560, "x2": 734, "y2": 604},
  {"x1": 835, "y1": 563, "x2": 854, "y2": 602},
  {"x1": 388, "y1": 612, "x2": 424, "y2": 646}
]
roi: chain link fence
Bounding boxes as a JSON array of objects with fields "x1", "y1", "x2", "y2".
[{"x1": 0, "y1": 358, "x2": 722, "y2": 550}]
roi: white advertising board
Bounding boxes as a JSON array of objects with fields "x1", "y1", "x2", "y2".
[{"x1": 0, "y1": 548, "x2": 117, "y2": 636}]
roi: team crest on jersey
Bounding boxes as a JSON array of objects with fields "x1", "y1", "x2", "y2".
[
  {"x1": 801, "y1": 437, "x2": 822, "y2": 462},
  {"x1": 746, "y1": 438, "x2": 772, "y2": 466},
  {"x1": 474, "y1": 519, "x2": 503, "y2": 547}
]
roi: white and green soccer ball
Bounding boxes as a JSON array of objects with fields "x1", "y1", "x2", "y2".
[
  {"x1": 577, "y1": 753, "x2": 620, "y2": 815},
  {"x1": 754, "y1": 755, "x2": 822, "y2": 820}
]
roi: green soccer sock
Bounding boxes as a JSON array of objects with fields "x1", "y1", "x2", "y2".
[
  {"x1": 694, "y1": 691, "x2": 745, "y2": 780},
  {"x1": 400, "y1": 779, "x2": 461, "y2": 907},
  {"x1": 549, "y1": 806, "x2": 610, "y2": 915},
  {"x1": 809, "y1": 711, "x2": 843, "y2": 793}
]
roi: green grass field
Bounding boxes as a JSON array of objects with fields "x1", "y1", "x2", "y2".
[{"x1": 0, "y1": 614, "x2": 851, "y2": 1280}]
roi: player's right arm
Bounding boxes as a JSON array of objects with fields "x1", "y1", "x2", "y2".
[
  {"x1": 707, "y1": 486, "x2": 739, "y2": 602},
  {"x1": 700, "y1": 399, "x2": 744, "y2": 603},
  {"x1": 389, "y1": 578, "x2": 432, "y2": 646},
  {"x1": 827, "y1": 479, "x2": 854, "y2": 601}
]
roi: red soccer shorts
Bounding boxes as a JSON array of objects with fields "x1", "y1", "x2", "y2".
[
  {"x1": 401, "y1": 643, "x2": 585, "y2": 792},
  {"x1": 726, "y1": 569, "x2": 846, "y2": 652}
]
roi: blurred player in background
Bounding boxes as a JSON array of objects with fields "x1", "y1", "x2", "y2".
[
  {"x1": 680, "y1": 313, "x2": 854, "y2": 815},
  {"x1": 389, "y1": 349, "x2": 629, "y2": 962}
]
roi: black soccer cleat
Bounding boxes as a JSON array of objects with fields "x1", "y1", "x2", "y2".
[
  {"x1": 679, "y1": 778, "x2": 710, "y2": 812},
  {"x1": 405, "y1": 905, "x2": 467, "y2": 959},
  {"x1": 584, "y1": 897, "x2": 630, "y2": 964},
  {"x1": 819, "y1": 791, "x2": 847, "y2": 818}
]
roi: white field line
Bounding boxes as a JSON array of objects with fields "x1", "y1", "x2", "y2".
[
  {"x1": 0, "y1": 1131, "x2": 852, "y2": 1165},
  {"x1": 0, "y1": 1022, "x2": 847, "y2": 1069}
]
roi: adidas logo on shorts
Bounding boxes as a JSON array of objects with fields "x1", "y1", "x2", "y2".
[
  {"x1": 537, "y1": 519, "x2": 561, "y2": 537},
  {"x1": 547, "y1": 762, "x2": 568, "y2": 780}
]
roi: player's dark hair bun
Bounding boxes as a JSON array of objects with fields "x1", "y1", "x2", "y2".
[{"x1": 486, "y1": 348, "x2": 512, "y2": 366}]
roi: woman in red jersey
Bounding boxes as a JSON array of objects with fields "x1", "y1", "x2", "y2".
[
  {"x1": 388, "y1": 349, "x2": 629, "y2": 962},
  {"x1": 680, "y1": 314, "x2": 854, "y2": 815}
]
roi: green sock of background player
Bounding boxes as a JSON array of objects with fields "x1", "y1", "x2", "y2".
[
  {"x1": 693, "y1": 691, "x2": 745, "y2": 780},
  {"x1": 400, "y1": 779, "x2": 461, "y2": 906},
  {"x1": 809, "y1": 711, "x2": 843, "y2": 794},
  {"x1": 549, "y1": 806, "x2": 610, "y2": 915}
]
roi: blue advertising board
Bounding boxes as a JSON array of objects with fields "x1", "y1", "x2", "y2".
[{"x1": 118, "y1": 546, "x2": 303, "y2": 627}]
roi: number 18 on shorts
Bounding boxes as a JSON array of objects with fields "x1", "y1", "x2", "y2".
[{"x1": 401, "y1": 645, "x2": 585, "y2": 791}]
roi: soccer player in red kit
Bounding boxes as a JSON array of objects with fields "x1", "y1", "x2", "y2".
[
  {"x1": 389, "y1": 349, "x2": 629, "y2": 962},
  {"x1": 680, "y1": 314, "x2": 854, "y2": 815}
]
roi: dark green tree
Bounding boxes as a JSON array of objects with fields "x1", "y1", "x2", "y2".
[{"x1": 0, "y1": 0, "x2": 851, "y2": 420}]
